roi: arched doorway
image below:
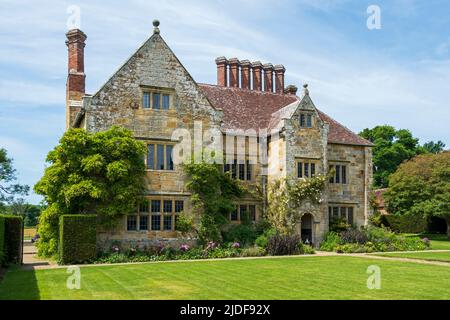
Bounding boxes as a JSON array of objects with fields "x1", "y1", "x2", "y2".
[{"x1": 300, "y1": 213, "x2": 313, "y2": 245}]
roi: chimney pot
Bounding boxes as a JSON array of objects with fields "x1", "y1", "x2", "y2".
[
  {"x1": 240, "y1": 59, "x2": 251, "y2": 90},
  {"x1": 228, "y1": 58, "x2": 240, "y2": 88},
  {"x1": 252, "y1": 61, "x2": 263, "y2": 91},
  {"x1": 274, "y1": 64, "x2": 285, "y2": 94},
  {"x1": 215, "y1": 56, "x2": 228, "y2": 86},
  {"x1": 263, "y1": 63, "x2": 274, "y2": 92}
]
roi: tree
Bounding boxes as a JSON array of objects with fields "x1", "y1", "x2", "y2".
[
  {"x1": 34, "y1": 126, "x2": 146, "y2": 257},
  {"x1": 422, "y1": 140, "x2": 446, "y2": 154},
  {"x1": 182, "y1": 161, "x2": 244, "y2": 244},
  {"x1": 384, "y1": 151, "x2": 450, "y2": 238},
  {"x1": 0, "y1": 148, "x2": 29, "y2": 208},
  {"x1": 7, "y1": 201, "x2": 43, "y2": 227},
  {"x1": 359, "y1": 125, "x2": 425, "y2": 188}
]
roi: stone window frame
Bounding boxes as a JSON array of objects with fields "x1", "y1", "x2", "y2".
[
  {"x1": 223, "y1": 135, "x2": 257, "y2": 182},
  {"x1": 140, "y1": 86, "x2": 174, "y2": 110},
  {"x1": 229, "y1": 203, "x2": 258, "y2": 223},
  {"x1": 328, "y1": 162, "x2": 348, "y2": 184},
  {"x1": 224, "y1": 158, "x2": 253, "y2": 181},
  {"x1": 328, "y1": 205, "x2": 354, "y2": 225},
  {"x1": 299, "y1": 112, "x2": 315, "y2": 128},
  {"x1": 145, "y1": 141, "x2": 175, "y2": 171},
  {"x1": 295, "y1": 158, "x2": 319, "y2": 179},
  {"x1": 127, "y1": 197, "x2": 186, "y2": 232}
]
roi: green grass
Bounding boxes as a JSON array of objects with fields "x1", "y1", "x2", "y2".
[
  {"x1": 374, "y1": 251, "x2": 450, "y2": 263},
  {"x1": 1, "y1": 256, "x2": 449, "y2": 300}
]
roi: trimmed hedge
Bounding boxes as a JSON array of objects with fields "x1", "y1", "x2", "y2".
[
  {"x1": 59, "y1": 215, "x2": 97, "y2": 264},
  {"x1": 381, "y1": 214, "x2": 427, "y2": 234},
  {"x1": 0, "y1": 216, "x2": 5, "y2": 265},
  {"x1": 0, "y1": 215, "x2": 23, "y2": 265}
]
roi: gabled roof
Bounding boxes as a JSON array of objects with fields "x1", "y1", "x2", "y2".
[
  {"x1": 198, "y1": 83, "x2": 373, "y2": 146},
  {"x1": 316, "y1": 110, "x2": 374, "y2": 146}
]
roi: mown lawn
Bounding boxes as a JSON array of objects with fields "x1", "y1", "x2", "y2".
[
  {"x1": 0, "y1": 256, "x2": 449, "y2": 300},
  {"x1": 374, "y1": 251, "x2": 450, "y2": 263},
  {"x1": 424, "y1": 234, "x2": 450, "y2": 250}
]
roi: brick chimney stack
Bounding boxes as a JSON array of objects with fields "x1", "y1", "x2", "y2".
[
  {"x1": 263, "y1": 63, "x2": 274, "y2": 92},
  {"x1": 240, "y1": 60, "x2": 251, "y2": 90},
  {"x1": 66, "y1": 29, "x2": 87, "y2": 129},
  {"x1": 252, "y1": 61, "x2": 263, "y2": 91},
  {"x1": 228, "y1": 58, "x2": 240, "y2": 88},
  {"x1": 274, "y1": 65, "x2": 285, "y2": 94},
  {"x1": 215, "y1": 56, "x2": 228, "y2": 86}
]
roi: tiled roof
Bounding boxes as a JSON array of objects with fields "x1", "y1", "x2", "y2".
[
  {"x1": 198, "y1": 83, "x2": 373, "y2": 147},
  {"x1": 199, "y1": 83, "x2": 297, "y2": 131},
  {"x1": 317, "y1": 110, "x2": 374, "y2": 146}
]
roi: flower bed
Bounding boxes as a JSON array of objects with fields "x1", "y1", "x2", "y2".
[
  {"x1": 320, "y1": 227, "x2": 430, "y2": 253},
  {"x1": 95, "y1": 242, "x2": 268, "y2": 264}
]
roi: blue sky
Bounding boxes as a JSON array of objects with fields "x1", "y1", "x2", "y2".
[{"x1": 0, "y1": 0, "x2": 449, "y2": 204}]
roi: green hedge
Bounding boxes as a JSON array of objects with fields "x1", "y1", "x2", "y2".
[
  {"x1": 0, "y1": 216, "x2": 5, "y2": 265},
  {"x1": 381, "y1": 214, "x2": 427, "y2": 234},
  {"x1": 59, "y1": 215, "x2": 97, "y2": 265},
  {"x1": 0, "y1": 215, "x2": 23, "y2": 265}
]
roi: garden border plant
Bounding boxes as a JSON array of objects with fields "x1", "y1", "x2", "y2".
[{"x1": 320, "y1": 226, "x2": 430, "y2": 253}]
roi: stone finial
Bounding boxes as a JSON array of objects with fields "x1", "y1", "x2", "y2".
[
  {"x1": 303, "y1": 83, "x2": 309, "y2": 95},
  {"x1": 153, "y1": 19, "x2": 160, "y2": 34}
]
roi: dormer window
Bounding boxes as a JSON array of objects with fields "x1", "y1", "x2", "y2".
[
  {"x1": 300, "y1": 113, "x2": 313, "y2": 128},
  {"x1": 141, "y1": 88, "x2": 172, "y2": 110}
]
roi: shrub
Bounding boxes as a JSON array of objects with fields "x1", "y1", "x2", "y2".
[
  {"x1": 340, "y1": 228, "x2": 368, "y2": 244},
  {"x1": 1, "y1": 215, "x2": 23, "y2": 264},
  {"x1": 222, "y1": 223, "x2": 257, "y2": 246},
  {"x1": 319, "y1": 232, "x2": 342, "y2": 251},
  {"x1": 298, "y1": 243, "x2": 315, "y2": 254},
  {"x1": 239, "y1": 246, "x2": 266, "y2": 257},
  {"x1": 266, "y1": 234, "x2": 302, "y2": 256},
  {"x1": 322, "y1": 226, "x2": 428, "y2": 253},
  {"x1": 59, "y1": 215, "x2": 97, "y2": 264},
  {"x1": 255, "y1": 228, "x2": 277, "y2": 248},
  {"x1": 329, "y1": 217, "x2": 351, "y2": 232},
  {"x1": 381, "y1": 214, "x2": 428, "y2": 234}
]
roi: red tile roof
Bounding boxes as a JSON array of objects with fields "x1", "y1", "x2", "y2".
[
  {"x1": 317, "y1": 110, "x2": 374, "y2": 146},
  {"x1": 198, "y1": 83, "x2": 373, "y2": 147},
  {"x1": 199, "y1": 83, "x2": 297, "y2": 131}
]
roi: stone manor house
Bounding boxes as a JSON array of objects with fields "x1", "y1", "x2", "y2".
[{"x1": 65, "y1": 21, "x2": 373, "y2": 248}]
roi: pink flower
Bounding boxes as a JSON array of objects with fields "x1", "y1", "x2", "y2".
[
  {"x1": 232, "y1": 242, "x2": 240, "y2": 248},
  {"x1": 180, "y1": 244, "x2": 190, "y2": 252},
  {"x1": 206, "y1": 241, "x2": 217, "y2": 250}
]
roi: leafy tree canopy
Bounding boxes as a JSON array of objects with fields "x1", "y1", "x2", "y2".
[
  {"x1": 0, "y1": 148, "x2": 29, "y2": 208},
  {"x1": 384, "y1": 151, "x2": 450, "y2": 237},
  {"x1": 34, "y1": 126, "x2": 146, "y2": 257},
  {"x1": 422, "y1": 140, "x2": 446, "y2": 154},
  {"x1": 359, "y1": 125, "x2": 446, "y2": 188}
]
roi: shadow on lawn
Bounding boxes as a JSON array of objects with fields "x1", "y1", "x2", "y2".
[{"x1": 0, "y1": 265, "x2": 40, "y2": 300}]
